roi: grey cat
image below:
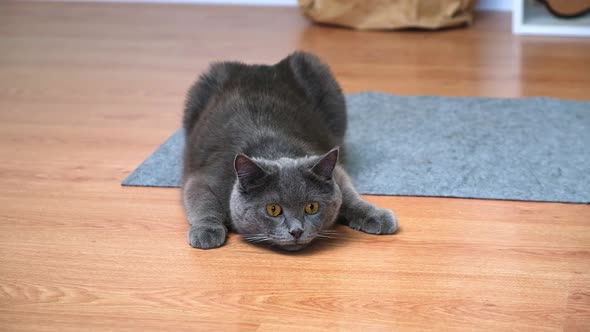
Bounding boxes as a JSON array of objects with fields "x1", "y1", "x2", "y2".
[{"x1": 182, "y1": 52, "x2": 398, "y2": 251}]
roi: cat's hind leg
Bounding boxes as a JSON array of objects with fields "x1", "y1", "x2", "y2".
[
  {"x1": 183, "y1": 174, "x2": 229, "y2": 249},
  {"x1": 335, "y1": 167, "x2": 399, "y2": 235}
]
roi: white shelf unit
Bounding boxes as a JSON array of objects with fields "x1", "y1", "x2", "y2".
[{"x1": 513, "y1": 0, "x2": 590, "y2": 37}]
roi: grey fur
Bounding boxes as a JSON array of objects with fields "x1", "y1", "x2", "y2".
[{"x1": 182, "y1": 51, "x2": 398, "y2": 251}]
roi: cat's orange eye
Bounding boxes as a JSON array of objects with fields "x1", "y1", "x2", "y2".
[
  {"x1": 304, "y1": 202, "x2": 319, "y2": 215},
  {"x1": 265, "y1": 204, "x2": 282, "y2": 217}
]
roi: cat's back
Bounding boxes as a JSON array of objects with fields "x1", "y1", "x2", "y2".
[{"x1": 183, "y1": 52, "x2": 346, "y2": 173}]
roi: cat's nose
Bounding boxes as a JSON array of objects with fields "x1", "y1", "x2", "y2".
[{"x1": 289, "y1": 228, "x2": 303, "y2": 239}]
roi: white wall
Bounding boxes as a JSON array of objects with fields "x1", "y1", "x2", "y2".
[{"x1": 476, "y1": 0, "x2": 512, "y2": 11}]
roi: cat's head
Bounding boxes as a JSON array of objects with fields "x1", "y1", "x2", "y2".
[{"x1": 229, "y1": 149, "x2": 342, "y2": 251}]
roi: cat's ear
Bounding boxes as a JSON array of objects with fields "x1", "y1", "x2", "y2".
[
  {"x1": 310, "y1": 148, "x2": 339, "y2": 180},
  {"x1": 234, "y1": 154, "x2": 268, "y2": 191}
]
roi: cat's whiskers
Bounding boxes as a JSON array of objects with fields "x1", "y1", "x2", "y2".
[
  {"x1": 243, "y1": 233, "x2": 271, "y2": 244},
  {"x1": 316, "y1": 235, "x2": 337, "y2": 239},
  {"x1": 315, "y1": 229, "x2": 339, "y2": 240},
  {"x1": 246, "y1": 239, "x2": 269, "y2": 244}
]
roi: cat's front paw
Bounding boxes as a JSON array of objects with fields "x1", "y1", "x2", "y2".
[
  {"x1": 349, "y1": 208, "x2": 399, "y2": 235},
  {"x1": 188, "y1": 223, "x2": 227, "y2": 249}
]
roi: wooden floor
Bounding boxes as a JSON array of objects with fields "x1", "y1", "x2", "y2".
[{"x1": 1, "y1": 2, "x2": 589, "y2": 331}]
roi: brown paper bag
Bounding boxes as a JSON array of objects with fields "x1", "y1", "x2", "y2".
[{"x1": 298, "y1": 0, "x2": 475, "y2": 30}]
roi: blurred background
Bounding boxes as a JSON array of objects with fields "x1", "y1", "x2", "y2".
[{"x1": 1, "y1": 1, "x2": 590, "y2": 331}]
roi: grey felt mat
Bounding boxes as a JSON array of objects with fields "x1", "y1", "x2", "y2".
[{"x1": 123, "y1": 92, "x2": 590, "y2": 203}]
